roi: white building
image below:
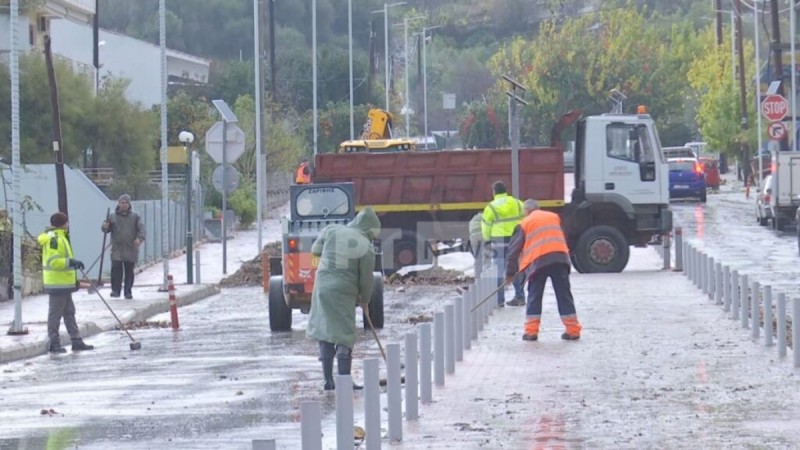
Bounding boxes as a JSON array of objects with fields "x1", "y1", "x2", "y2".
[{"x1": 0, "y1": 0, "x2": 210, "y2": 107}]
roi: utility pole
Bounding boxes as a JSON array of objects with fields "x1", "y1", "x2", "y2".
[
  {"x1": 769, "y1": 0, "x2": 789, "y2": 151},
  {"x1": 254, "y1": 0, "x2": 264, "y2": 254},
  {"x1": 43, "y1": 36, "x2": 68, "y2": 215},
  {"x1": 268, "y1": 0, "x2": 276, "y2": 97},
  {"x1": 502, "y1": 75, "x2": 529, "y2": 199},
  {"x1": 93, "y1": 0, "x2": 100, "y2": 93},
  {"x1": 716, "y1": 0, "x2": 723, "y2": 46},
  {"x1": 734, "y1": 0, "x2": 752, "y2": 181},
  {"x1": 312, "y1": 0, "x2": 318, "y2": 155}
]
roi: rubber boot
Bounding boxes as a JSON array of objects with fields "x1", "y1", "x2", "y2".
[
  {"x1": 71, "y1": 338, "x2": 95, "y2": 352},
  {"x1": 322, "y1": 357, "x2": 335, "y2": 391},
  {"x1": 49, "y1": 341, "x2": 66, "y2": 354},
  {"x1": 337, "y1": 357, "x2": 363, "y2": 390}
]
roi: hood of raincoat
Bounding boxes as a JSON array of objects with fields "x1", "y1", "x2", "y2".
[{"x1": 347, "y1": 206, "x2": 380, "y2": 240}]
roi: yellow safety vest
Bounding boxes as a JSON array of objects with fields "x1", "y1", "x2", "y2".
[
  {"x1": 481, "y1": 193, "x2": 524, "y2": 240},
  {"x1": 37, "y1": 228, "x2": 77, "y2": 291}
]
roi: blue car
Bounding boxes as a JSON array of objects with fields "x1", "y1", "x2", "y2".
[{"x1": 668, "y1": 158, "x2": 707, "y2": 203}]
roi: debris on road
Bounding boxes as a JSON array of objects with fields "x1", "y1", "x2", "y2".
[
  {"x1": 407, "y1": 314, "x2": 433, "y2": 324},
  {"x1": 387, "y1": 266, "x2": 472, "y2": 286},
  {"x1": 115, "y1": 320, "x2": 170, "y2": 330},
  {"x1": 219, "y1": 241, "x2": 282, "y2": 287},
  {"x1": 40, "y1": 409, "x2": 59, "y2": 416}
]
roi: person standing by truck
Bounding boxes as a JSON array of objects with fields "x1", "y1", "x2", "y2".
[
  {"x1": 307, "y1": 206, "x2": 382, "y2": 391},
  {"x1": 481, "y1": 181, "x2": 525, "y2": 307},
  {"x1": 295, "y1": 158, "x2": 312, "y2": 184},
  {"x1": 468, "y1": 212, "x2": 484, "y2": 277},
  {"x1": 504, "y1": 200, "x2": 582, "y2": 341}
]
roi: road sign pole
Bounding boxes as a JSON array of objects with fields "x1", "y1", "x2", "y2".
[{"x1": 222, "y1": 120, "x2": 228, "y2": 275}]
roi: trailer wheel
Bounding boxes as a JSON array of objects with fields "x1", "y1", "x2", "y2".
[
  {"x1": 575, "y1": 225, "x2": 630, "y2": 273},
  {"x1": 363, "y1": 273, "x2": 384, "y2": 329},
  {"x1": 268, "y1": 276, "x2": 292, "y2": 331},
  {"x1": 389, "y1": 232, "x2": 429, "y2": 274}
]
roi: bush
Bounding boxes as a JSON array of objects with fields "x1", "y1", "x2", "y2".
[{"x1": 228, "y1": 181, "x2": 257, "y2": 229}]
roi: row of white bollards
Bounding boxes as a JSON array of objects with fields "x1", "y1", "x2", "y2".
[
  {"x1": 658, "y1": 227, "x2": 799, "y2": 368},
  {"x1": 274, "y1": 267, "x2": 504, "y2": 450}
]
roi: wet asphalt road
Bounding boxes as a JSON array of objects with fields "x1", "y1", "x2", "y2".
[
  {"x1": 0, "y1": 284, "x2": 459, "y2": 449},
  {"x1": 670, "y1": 184, "x2": 800, "y2": 302}
]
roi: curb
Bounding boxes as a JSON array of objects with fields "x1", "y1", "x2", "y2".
[{"x1": 0, "y1": 284, "x2": 221, "y2": 364}]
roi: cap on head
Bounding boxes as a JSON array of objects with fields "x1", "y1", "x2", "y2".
[
  {"x1": 492, "y1": 181, "x2": 507, "y2": 195},
  {"x1": 50, "y1": 212, "x2": 68, "y2": 228},
  {"x1": 523, "y1": 199, "x2": 539, "y2": 212},
  {"x1": 118, "y1": 194, "x2": 131, "y2": 203}
]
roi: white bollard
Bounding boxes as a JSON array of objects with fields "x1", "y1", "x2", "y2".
[
  {"x1": 793, "y1": 298, "x2": 800, "y2": 368},
  {"x1": 300, "y1": 402, "x2": 322, "y2": 450},
  {"x1": 386, "y1": 343, "x2": 403, "y2": 442},
  {"x1": 444, "y1": 304, "x2": 456, "y2": 374},
  {"x1": 335, "y1": 375, "x2": 354, "y2": 450},
  {"x1": 715, "y1": 262, "x2": 723, "y2": 305},
  {"x1": 764, "y1": 286, "x2": 773, "y2": 347},
  {"x1": 751, "y1": 280, "x2": 760, "y2": 338},
  {"x1": 363, "y1": 358, "x2": 382, "y2": 449},
  {"x1": 433, "y1": 312, "x2": 445, "y2": 387},
  {"x1": 419, "y1": 323, "x2": 432, "y2": 403},
  {"x1": 777, "y1": 293, "x2": 787, "y2": 358},
  {"x1": 404, "y1": 333, "x2": 419, "y2": 421}
]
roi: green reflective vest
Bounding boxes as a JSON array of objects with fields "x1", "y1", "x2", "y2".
[
  {"x1": 481, "y1": 193, "x2": 524, "y2": 240},
  {"x1": 37, "y1": 228, "x2": 77, "y2": 291}
]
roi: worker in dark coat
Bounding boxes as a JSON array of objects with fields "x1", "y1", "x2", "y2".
[
  {"x1": 307, "y1": 207, "x2": 381, "y2": 391},
  {"x1": 101, "y1": 194, "x2": 145, "y2": 299}
]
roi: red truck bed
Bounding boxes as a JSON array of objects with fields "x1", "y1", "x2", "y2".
[{"x1": 314, "y1": 147, "x2": 565, "y2": 211}]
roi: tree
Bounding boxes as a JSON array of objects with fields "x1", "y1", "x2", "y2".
[{"x1": 459, "y1": 101, "x2": 506, "y2": 148}]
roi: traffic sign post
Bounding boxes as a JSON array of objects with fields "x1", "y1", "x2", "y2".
[
  {"x1": 767, "y1": 121, "x2": 788, "y2": 141},
  {"x1": 761, "y1": 94, "x2": 789, "y2": 122},
  {"x1": 208, "y1": 100, "x2": 243, "y2": 275}
]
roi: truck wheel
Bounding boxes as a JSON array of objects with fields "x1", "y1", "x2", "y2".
[
  {"x1": 268, "y1": 276, "x2": 292, "y2": 331},
  {"x1": 570, "y1": 253, "x2": 585, "y2": 274},
  {"x1": 269, "y1": 256, "x2": 282, "y2": 276},
  {"x1": 575, "y1": 225, "x2": 630, "y2": 273},
  {"x1": 364, "y1": 273, "x2": 384, "y2": 329},
  {"x1": 389, "y1": 232, "x2": 428, "y2": 274},
  {"x1": 776, "y1": 217, "x2": 786, "y2": 232}
]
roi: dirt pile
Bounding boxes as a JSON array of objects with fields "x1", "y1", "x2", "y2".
[
  {"x1": 219, "y1": 241, "x2": 282, "y2": 287},
  {"x1": 387, "y1": 266, "x2": 472, "y2": 286}
]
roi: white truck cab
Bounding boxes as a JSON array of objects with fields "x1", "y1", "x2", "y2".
[{"x1": 565, "y1": 109, "x2": 672, "y2": 273}]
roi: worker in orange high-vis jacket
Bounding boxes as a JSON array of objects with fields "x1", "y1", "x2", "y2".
[
  {"x1": 295, "y1": 158, "x2": 312, "y2": 184},
  {"x1": 505, "y1": 199, "x2": 582, "y2": 341}
]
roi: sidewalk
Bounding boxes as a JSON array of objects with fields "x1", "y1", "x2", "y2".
[
  {"x1": 0, "y1": 214, "x2": 284, "y2": 364},
  {"x1": 368, "y1": 247, "x2": 799, "y2": 449}
]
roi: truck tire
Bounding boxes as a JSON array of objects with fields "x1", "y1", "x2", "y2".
[
  {"x1": 363, "y1": 273, "x2": 384, "y2": 329},
  {"x1": 268, "y1": 276, "x2": 292, "y2": 331},
  {"x1": 574, "y1": 225, "x2": 630, "y2": 273},
  {"x1": 269, "y1": 256, "x2": 282, "y2": 276},
  {"x1": 389, "y1": 232, "x2": 428, "y2": 274},
  {"x1": 776, "y1": 217, "x2": 786, "y2": 232},
  {"x1": 570, "y1": 253, "x2": 585, "y2": 274}
]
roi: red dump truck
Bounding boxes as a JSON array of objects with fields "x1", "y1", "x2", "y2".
[{"x1": 313, "y1": 110, "x2": 673, "y2": 273}]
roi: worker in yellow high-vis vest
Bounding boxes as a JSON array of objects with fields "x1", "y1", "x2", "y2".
[
  {"x1": 37, "y1": 212, "x2": 95, "y2": 354},
  {"x1": 481, "y1": 181, "x2": 525, "y2": 307}
]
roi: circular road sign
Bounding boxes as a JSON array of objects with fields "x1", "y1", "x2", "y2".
[
  {"x1": 212, "y1": 164, "x2": 240, "y2": 194},
  {"x1": 761, "y1": 94, "x2": 789, "y2": 122},
  {"x1": 767, "y1": 121, "x2": 787, "y2": 141}
]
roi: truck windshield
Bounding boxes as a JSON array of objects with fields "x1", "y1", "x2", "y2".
[{"x1": 295, "y1": 186, "x2": 351, "y2": 218}]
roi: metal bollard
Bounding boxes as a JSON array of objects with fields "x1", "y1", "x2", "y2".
[
  {"x1": 387, "y1": 343, "x2": 403, "y2": 442},
  {"x1": 708, "y1": 257, "x2": 715, "y2": 300},
  {"x1": 464, "y1": 289, "x2": 472, "y2": 349},
  {"x1": 662, "y1": 233, "x2": 670, "y2": 270},
  {"x1": 793, "y1": 298, "x2": 800, "y2": 368},
  {"x1": 455, "y1": 296, "x2": 464, "y2": 361},
  {"x1": 777, "y1": 293, "x2": 787, "y2": 358},
  {"x1": 701, "y1": 254, "x2": 708, "y2": 294},
  {"x1": 404, "y1": 333, "x2": 419, "y2": 421},
  {"x1": 300, "y1": 401, "x2": 322, "y2": 450},
  {"x1": 433, "y1": 312, "x2": 445, "y2": 387},
  {"x1": 471, "y1": 286, "x2": 479, "y2": 339},
  {"x1": 674, "y1": 227, "x2": 683, "y2": 271},
  {"x1": 363, "y1": 358, "x2": 382, "y2": 449},
  {"x1": 751, "y1": 281, "x2": 760, "y2": 337},
  {"x1": 728, "y1": 270, "x2": 738, "y2": 314},
  {"x1": 687, "y1": 245, "x2": 694, "y2": 283},
  {"x1": 419, "y1": 323, "x2": 432, "y2": 403},
  {"x1": 764, "y1": 286, "x2": 773, "y2": 347},
  {"x1": 195, "y1": 250, "x2": 201, "y2": 284},
  {"x1": 735, "y1": 274, "x2": 747, "y2": 321},
  {"x1": 722, "y1": 266, "x2": 731, "y2": 309},
  {"x1": 335, "y1": 375, "x2": 354, "y2": 450},
  {"x1": 444, "y1": 304, "x2": 456, "y2": 375},
  {"x1": 695, "y1": 249, "x2": 702, "y2": 288}
]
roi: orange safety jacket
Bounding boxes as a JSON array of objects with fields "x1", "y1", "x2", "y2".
[
  {"x1": 506, "y1": 209, "x2": 570, "y2": 277},
  {"x1": 295, "y1": 162, "x2": 311, "y2": 184}
]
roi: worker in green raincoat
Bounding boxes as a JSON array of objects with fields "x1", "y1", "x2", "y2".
[{"x1": 307, "y1": 206, "x2": 381, "y2": 391}]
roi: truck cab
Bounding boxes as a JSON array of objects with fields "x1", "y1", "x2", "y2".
[
  {"x1": 266, "y1": 182, "x2": 385, "y2": 331},
  {"x1": 567, "y1": 109, "x2": 672, "y2": 272}
]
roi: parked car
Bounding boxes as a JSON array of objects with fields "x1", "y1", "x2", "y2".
[
  {"x1": 756, "y1": 174, "x2": 773, "y2": 226},
  {"x1": 668, "y1": 158, "x2": 707, "y2": 203},
  {"x1": 699, "y1": 157, "x2": 721, "y2": 190}
]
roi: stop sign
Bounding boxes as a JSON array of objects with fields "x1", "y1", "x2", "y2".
[{"x1": 761, "y1": 94, "x2": 789, "y2": 122}]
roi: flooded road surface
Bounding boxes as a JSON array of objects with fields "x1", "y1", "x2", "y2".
[{"x1": 0, "y1": 284, "x2": 460, "y2": 449}]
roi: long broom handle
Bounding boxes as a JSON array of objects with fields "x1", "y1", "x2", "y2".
[
  {"x1": 469, "y1": 270, "x2": 522, "y2": 313},
  {"x1": 363, "y1": 305, "x2": 387, "y2": 363},
  {"x1": 96, "y1": 208, "x2": 111, "y2": 284},
  {"x1": 80, "y1": 268, "x2": 137, "y2": 343}
]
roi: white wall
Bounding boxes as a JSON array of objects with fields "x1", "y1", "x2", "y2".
[{"x1": 0, "y1": 14, "x2": 33, "y2": 53}]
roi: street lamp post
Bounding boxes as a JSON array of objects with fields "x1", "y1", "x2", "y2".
[
  {"x1": 373, "y1": 2, "x2": 407, "y2": 113},
  {"x1": 179, "y1": 131, "x2": 194, "y2": 284},
  {"x1": 419, "y1": 25, "x2": 441, "y2": 149}
]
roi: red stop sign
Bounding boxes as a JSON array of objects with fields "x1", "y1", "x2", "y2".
[{"x1": 761, "y1": 94, "x2": 789, "y2": 122}]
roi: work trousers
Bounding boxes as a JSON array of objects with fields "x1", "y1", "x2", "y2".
[
  {"x1": 525, "y1": 263, "x2": 577, "y2": 318},
  {"x1": 110, "y1": 260, "x2": 135, "y2": 295},
  {"x1": 47, "y1": 292, "x2": 81, "y2": 346}
]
